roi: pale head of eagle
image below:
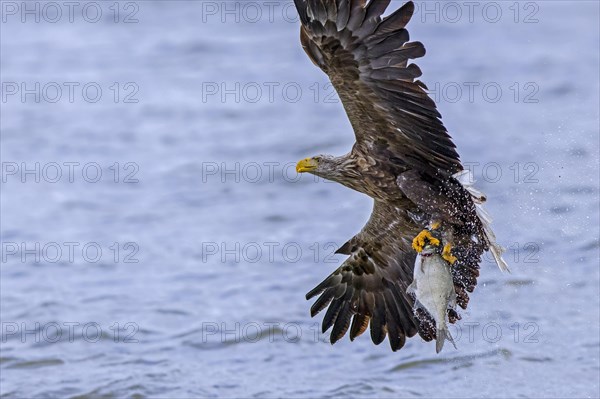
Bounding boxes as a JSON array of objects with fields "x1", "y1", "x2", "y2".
[{"x1": 296, "y1": 154, "x2": 359, "y2": 183}]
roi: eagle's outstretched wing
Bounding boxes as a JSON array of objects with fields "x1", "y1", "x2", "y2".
[
  {"x1": 294, "y1": 0, "x2": 461, "y2": 178},
  {"x1": 306, "y1": 201, "x2": 424, "y2": 351}
]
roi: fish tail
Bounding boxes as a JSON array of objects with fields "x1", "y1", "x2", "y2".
[{"x1": 435, "y1": 325, "x2": 457, "y2": 354}]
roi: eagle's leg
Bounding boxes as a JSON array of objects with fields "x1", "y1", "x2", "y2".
[
  {"x1": 442, "y1": 243, "x2": 458, "y2": 264},
  {"x1": 412, "y1": 220, "x2": 442, "y2": 253}
]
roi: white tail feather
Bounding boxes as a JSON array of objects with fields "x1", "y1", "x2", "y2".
[
  {"x1": 455, "y1": 169, "x2": 487, "y2": 204},
  {"x1": 453, "y1": 171, "x2": 510, "y2": 273}
]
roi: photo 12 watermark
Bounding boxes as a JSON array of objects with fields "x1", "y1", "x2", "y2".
[
  {"x1": 1, "y1": 162, "x2": 140, "y2": 184},
  {"x1": 1, "y1": 1, "x2": 140, "y2": 24},
  {"x1": 410, "y1": 1, "x2": 540, "y2": 24},
  {"x1": 1, "y1": 82, "x2": 140, "y2": 104},
  {"x1": 1, "y1": 322, "x2": 139, "y2": 343},
  {"x1": 1, "y1": 242, "x2": 140, "y2": 264}
]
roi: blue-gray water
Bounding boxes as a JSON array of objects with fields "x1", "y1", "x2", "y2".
[{"x1": 1, "y1": 1, "x2": 599, "y2": 398}]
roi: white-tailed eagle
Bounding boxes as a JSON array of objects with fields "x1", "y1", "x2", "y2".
[{"x1": 293, "y1": 0, "x2": 508, "y2": 352}]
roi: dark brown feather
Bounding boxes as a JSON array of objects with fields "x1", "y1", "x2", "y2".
[
  {"x1": 331, "y1": 301, "x2": 353, "y2": 343},
  {"x1": 322, "y1": 296, "x2": 344, "y2": 332},
  {"x1": 372, "y1": 1, "x2": 414, "y2": 40},
  {"x1": 310, "y1": 288, "x2": 335, "y2": 317},
  {"x1": 349, "y1": 313, "x2": 370, "y2": 340}
]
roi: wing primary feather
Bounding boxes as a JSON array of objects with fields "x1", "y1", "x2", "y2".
[
  {"x1": 322, "y1": 296, "x2": 344, "y2": 333},
  {"x1": 369, "y1": 293, "x2": 388, "y2": 345},
  {"x1": 336, "y1": 0, "x2": 351, "y2": 29},
  {"x1": 346, "y1": 0, "x2": 367, "y2": 31},
  {"x1": 372, "y1": 0, "x2": 414, "y2": 39},
  {"x1": 354, "y1": 0, "x2": 391, "y2": 38},
  {"x1": 349, "y1": 313, "x2": 370, "y2": 340},
  {"x1": 310, "y1": 288, "x2": 335, "y2": 317},
  {"x1": 364, "y1": 0, "x2": 391, "y2": 22},
  {"x1": 330, "y1": 300, "x2": 353, "y2": 344},
  {"x1": 306, "y1": 274, "x2": 339, "y2": 300},
  {"x1": 294, "y1": 0, "x2": 309, "y2": 24}
]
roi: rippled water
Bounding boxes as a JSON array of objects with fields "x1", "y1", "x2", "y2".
[{"x1": 1, "y1": 1, "x2": 599, "y2": 398}]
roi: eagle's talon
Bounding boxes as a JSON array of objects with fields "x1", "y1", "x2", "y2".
[
  {"x1": 412, "y1": 229, "x2": 440, "y2": 253},
  {"x1": 442, "y1": 243, "x2": 457, "y2": 264}
]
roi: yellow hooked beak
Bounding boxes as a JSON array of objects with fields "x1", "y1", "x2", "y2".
[{"x1": 296, "y1": 158, "x2": 318, "y2": 173}]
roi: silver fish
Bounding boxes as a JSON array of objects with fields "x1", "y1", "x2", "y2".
[{"x1": 407, "y1": 244, "x2": 457, "y2": 353}]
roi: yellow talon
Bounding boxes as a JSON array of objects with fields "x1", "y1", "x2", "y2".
[
  {"x1": 412, "y1": 230, "x2": 440, "y2": 253},
  {"x1": 442, "y1": 243, "x2": 458, "y2": 264},
  {"x1": 430, "y1": 221, "x2": 441, "y2": 230}
]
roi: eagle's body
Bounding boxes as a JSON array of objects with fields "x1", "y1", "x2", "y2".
[{"x1": 293, "y1": 0, "x2": 507, "y2": 352}]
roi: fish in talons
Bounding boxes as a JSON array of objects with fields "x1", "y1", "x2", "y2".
[{"x1": 408, "y1": 239, "x2": 458, "y2": 353}]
